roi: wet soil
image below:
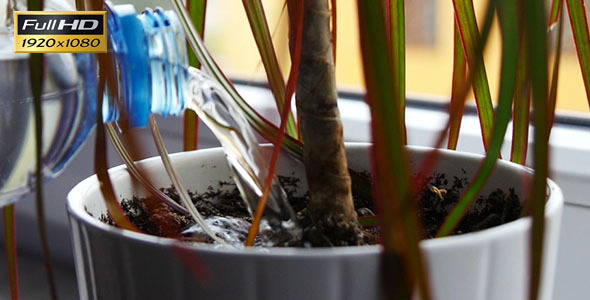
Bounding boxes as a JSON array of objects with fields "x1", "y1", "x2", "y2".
[{"x1": 98, "y1": 173, "x2": 522, "y2": 246}]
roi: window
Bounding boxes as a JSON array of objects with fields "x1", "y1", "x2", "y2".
[{"x1": 199, "y1": 0, "x2": 590, "y2": 115}]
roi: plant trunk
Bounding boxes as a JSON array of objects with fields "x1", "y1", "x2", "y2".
[{"x1": 296, "y1": 0, "x2": 363, "y2": 246}]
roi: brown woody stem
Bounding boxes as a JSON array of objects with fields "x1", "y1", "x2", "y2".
[{"x1": 296, "y1": 0, "x2": 362, "y2": 246}]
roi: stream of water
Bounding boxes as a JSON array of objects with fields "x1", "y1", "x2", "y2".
[{"x1": 182, "y1": 68, "x2": 301, "y2": 246}]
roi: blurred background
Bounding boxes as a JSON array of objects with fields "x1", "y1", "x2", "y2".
[{"x1": 145, "y1": 0, "x2": 590, "y2": 114}]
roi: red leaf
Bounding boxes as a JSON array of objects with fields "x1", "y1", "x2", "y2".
[
  {"x1": 3, "y1": 205, "x2": 19, "y2": 300},
  {"x1": 246, "y1": 0, "x2": 303, "y2": 247}
]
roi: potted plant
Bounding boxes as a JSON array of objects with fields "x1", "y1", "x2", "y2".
[
  {"x1": 68, "y1": 144, "x2": 563, "y2": 300},
  {"x1": 7, "y1": 0, "x2": 589, "y2": 299}
]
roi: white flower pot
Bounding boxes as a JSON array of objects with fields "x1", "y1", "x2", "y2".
[{"x1": 67, "y1": 144, "x2": 563, "y2": 300}]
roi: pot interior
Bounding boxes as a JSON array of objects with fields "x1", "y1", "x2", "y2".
[{"x1": 77, "y1": 144, "x2": 534, "y2": 226}]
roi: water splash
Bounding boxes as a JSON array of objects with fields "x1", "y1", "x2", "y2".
[
  {"x1": 182, "y1": 216, "x2": 252, "y2": 247},
  {"x1": 185, "y1": 68, "x2": 301, "y2": 247}
]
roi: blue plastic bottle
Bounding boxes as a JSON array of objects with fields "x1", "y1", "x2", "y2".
[{"x1": 0, "y1": 2, "x2": 300, "y2": 245}]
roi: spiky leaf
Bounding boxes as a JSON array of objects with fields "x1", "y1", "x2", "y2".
[
  {"x1": 358, "y1": 1, "x2": 430, "y2": 299},
  {"x1": 452, "y1": 0, "x2": 495, "y2": 151},
  {"x1": 243, "y1": 0, "x2": 299, "y2": 138},
  {"x1": 439, "y1": 0, "x2": 518, "y2": 237},
  {"x1": 183, "y1": 0, "x2": 207, "y2": 151},
  {"x1": 525, "y1": 0, "x2": 550, "y2": 298},
  {"x1": 566, "y1": 0, "x2": 590, "y2": 107}
]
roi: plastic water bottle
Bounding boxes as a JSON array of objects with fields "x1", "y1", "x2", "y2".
[{"x1": 0, "y1": 1, "x2": 300, "y2": 245}]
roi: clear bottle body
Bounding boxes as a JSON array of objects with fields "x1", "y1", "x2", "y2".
[{"x1": 0, "y1": 0, "x2": 97, "y2": 205}]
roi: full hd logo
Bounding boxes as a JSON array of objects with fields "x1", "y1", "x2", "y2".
[{"x1": 14, "y1": 11, "x2": 107, "y2": 53}]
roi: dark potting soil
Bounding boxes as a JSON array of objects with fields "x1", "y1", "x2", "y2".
[
  {"x1": 417, "y1": 173, "x2": 522, "y2": 238},
  {"x1": 98, "y1": 174, "x2": 522, "y2": 246}
]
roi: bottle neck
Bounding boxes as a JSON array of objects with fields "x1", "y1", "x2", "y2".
[
  {"x1": 105, "y1": 4, "x2": 188, "y2": 127},
  {"x1": 106, "y1": 4, "x2": 301, "y2": 245}
]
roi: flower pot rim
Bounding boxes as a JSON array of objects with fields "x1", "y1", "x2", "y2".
[{"x1": 66, "y1": 143, "x2": 563, "y2": 257}]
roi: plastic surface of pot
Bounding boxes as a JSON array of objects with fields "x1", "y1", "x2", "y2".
[{"x1": 67, "y1": 143, "x2": 563, "y2": 300}]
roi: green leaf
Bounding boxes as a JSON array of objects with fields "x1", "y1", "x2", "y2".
[
  {"x1": 419, "y1": 0, "x2": 497, "y2": 196},
  {"x1": 566, "y1": 0, "x2": 590, "y2": 107},
  {"x1": 242, "y1": 0, "x2": 299, "y2": 138},
  {"x1": 187, "y1": 0, "x2": 207, "y2": 69},
  {"x1": 510, "y1": 37, "x2": 531, "y2": 165},
  {"x1": 286, "y1": 0, "x2": 303, "y2": 140},
  {"x1": 3, "y1": 205, "x2": 19, "y2": 300},
  {"x1": 183, "y1": 0, "x2": 207, "y2": 151},
  {"x1": 388, "y1": 0, "x2": 407, "y2": 143},
  {"x1": 183, "y1": 110, "x2": 200, "y2": 151},
  {"x1": 549, "y1": 0, "x2": 563, "y2": 28},
  {"x1": 31, "y1": 54, "x2": 58, "y2": 300},
  {"x1": 358, "y1": 215, "x2": 379, "y2": 227},
  {"x1": 357, "y1": 1, "x2": 430, "y2": 299},
  {"x1": 439, "y1": 0, "x2": 518, "y2": 237},
  {"x1": 28, "y1": 0, "x2": 58, "y2": 297},
  {"x1": 549, "y1": 0, "x2": 564, "y2": 130},
  {"x1": 171, "y1": 0, "x2": 304, "y2": 158},
  {"x1": 525, "y1": 0, "x2": 550, "y2": 298},
  {"x1": 418, "y1": 16, "x2": 488, "y2": 193},
  {"x1": 28, "y1": 0, "x2": 43, "y2": 10},
  {"x1": 452, "y1": 0, "x2": 495, "y2": 151},
  {"x1": 75, "y1": 0, "x2": 85, "y2": 10},
  {"x1": 447, "y1": 22, "x2": 467, "y2": 150}
]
